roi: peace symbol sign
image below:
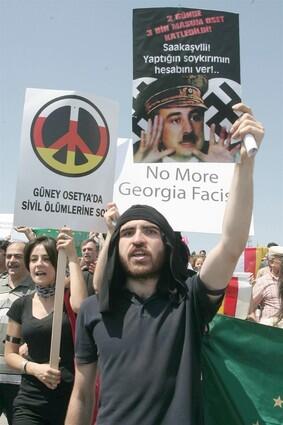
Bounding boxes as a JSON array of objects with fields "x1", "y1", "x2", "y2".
[{"x1": 31, "y1": 95, "x2": 110, "y2": 177}]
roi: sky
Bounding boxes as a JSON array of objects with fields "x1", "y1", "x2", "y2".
[{"x1": 0, "y1": 0, "x2": 282, "y2": 251}]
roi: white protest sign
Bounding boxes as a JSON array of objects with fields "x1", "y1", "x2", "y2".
[
  {"x1": 127, "y1": 7, "x2": 254, "y2": 235},
  {"x1": 114, "y1": 138, "x2": 254, "y2": 235},
  {"x1": 14, "y1": 88, "x2": 118, "y2": 232}
]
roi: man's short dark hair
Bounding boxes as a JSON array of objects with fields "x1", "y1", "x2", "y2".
[{"x1": 81, "y1": 239, "x2": 99, "y2": 251}]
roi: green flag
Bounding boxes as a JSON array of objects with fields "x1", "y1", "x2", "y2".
[
  {"x1": 33, "y1": 228, "x2": 89, "y2": 256},
  {"x1": 202, "y1": 315, "x2": 283, "y2": 425}
]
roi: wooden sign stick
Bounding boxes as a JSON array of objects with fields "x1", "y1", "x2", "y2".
[{"x1": 49, "y1": 250, "x2": 67, "y2": 369}]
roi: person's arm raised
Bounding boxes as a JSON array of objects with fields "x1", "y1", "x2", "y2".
[
  {"x1": 14, "y1": 226, "x2": 36, "y2": 241},
  {"x1": 93, "y1": 203, "x2": 119, "y2": 294},
  {"x1": 56, "y1": 228, "x2": 87, "y2": 312},
  {"x1": 200, "y1": 103, "x2": 264, "y2": 294}
]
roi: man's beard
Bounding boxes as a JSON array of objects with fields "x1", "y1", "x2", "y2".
[
  {"x1": 125, "y1": 268, "x2": 160, "y2": 280},
  {"x1": 119, "y1": 254, "x2": 165, "y2": 280}
]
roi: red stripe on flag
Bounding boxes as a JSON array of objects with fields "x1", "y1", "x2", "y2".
[
  {"x1": 223, "y1": 277, "x2": 238, "y2": 316},
  {"x1": 244, "y1": 248, "x2": 256, "y2": 275}
]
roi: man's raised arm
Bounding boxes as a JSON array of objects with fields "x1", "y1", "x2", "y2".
[
  {"x1": 93, "y1": 202, "x2": 119, "y2": 294},
  {"x1": 200, "y1": 103, "x2": 264, "y2": 292}
]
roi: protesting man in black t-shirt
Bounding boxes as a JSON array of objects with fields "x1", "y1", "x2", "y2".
[{"x1": 65, "y1": 103, "x2": 264, "y2": 425}]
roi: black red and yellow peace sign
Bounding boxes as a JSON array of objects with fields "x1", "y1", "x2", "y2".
[{"x1": 31, "y1": 95, "x2": 110, "y2": 177}]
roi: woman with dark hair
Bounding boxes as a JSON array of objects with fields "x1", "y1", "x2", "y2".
[{"x1": 4, "y1": 230, "x2": 87, "y2": 425}]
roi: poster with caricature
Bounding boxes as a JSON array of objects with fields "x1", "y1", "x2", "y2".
[
  {"x1": 132, "y1": 7, "x2": 241, "y2": 164},
  {"x1": 113, "y1": 7, "x2": 255, "y2": 235}
]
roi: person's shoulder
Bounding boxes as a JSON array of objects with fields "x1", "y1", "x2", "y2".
[
  {"x1": 182, "y1": 273, "x2": 201, "y2": 296},
  {"x1": 13, "y1": 278, "x2": 34, "y2": 297},
  {"x1": 13, "y1": 292, "x2": 32, "y2": 305},
  {"x1": 0, "y1": 273, "x2": 9, "y2": 285},
  {"x1": 256, "y1": 271, "x2": 272, "y2": 283},
  {"x1": 0, "y1": 276, "x2": 9, "y2": 296},
  {"x1": 19, "y1": 275, "x2": 34, "y2": 289},
  {"x1": 253, "y1": 273, "x2": 272, "y2": 291},
  {"x1": 78, "y1": 295, "x2": 101, "y2": 329},
  {"x1": 256, "y1": 266, "x2": 269, "y2": 279},
  {"x1": 185, "y1": 272, "x2": 200, "y2": 287},
  {"x1": 8, "y1": 293, "x2": 31, "y2": 316},
  {"x1": 80, "y1": 294, "x2": 99, "y2": 313}
]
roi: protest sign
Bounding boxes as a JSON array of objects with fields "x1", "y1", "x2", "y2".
[
  {"x1": 114, "y1": 138, "x2": 236, "y2": 234},
  {"x1": 114, "y1": 7, "x2": 255, "y2": 234},
  {"x1": 14, "y1": 88, "x2": 118, "y2": 233},
  {"x1": 132, "y1": 7, "x2": 241, "y2": 153},
  {"x1": 14, "y1": 89, "x2": 118, "y2": 369}
]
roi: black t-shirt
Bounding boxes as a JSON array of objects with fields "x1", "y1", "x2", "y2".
[
  {"x1": 7, "y1": 293, "x2": 74, "y2": 385},
  {"x1": 75, "y1": 274, "x2": 223, "y2": 425}
]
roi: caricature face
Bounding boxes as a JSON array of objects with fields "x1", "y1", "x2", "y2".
[{"x1": 158, "y1": 106, "x2": 205, "y2": 160}]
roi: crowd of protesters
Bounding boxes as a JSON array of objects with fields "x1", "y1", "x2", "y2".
[
  {"x1": 1, "y1": 225, "x2": 282, "y2": 424},
  {"x1": 1, "y1": 230, "x2": 283, "y2": 424},
  {"x1": 0, "y1": 106, "x2": 281, "y2": 424}
]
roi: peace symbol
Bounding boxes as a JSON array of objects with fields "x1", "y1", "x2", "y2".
[{"x1": 31, "y1": 95, "x2": 110, "y2": 177}]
